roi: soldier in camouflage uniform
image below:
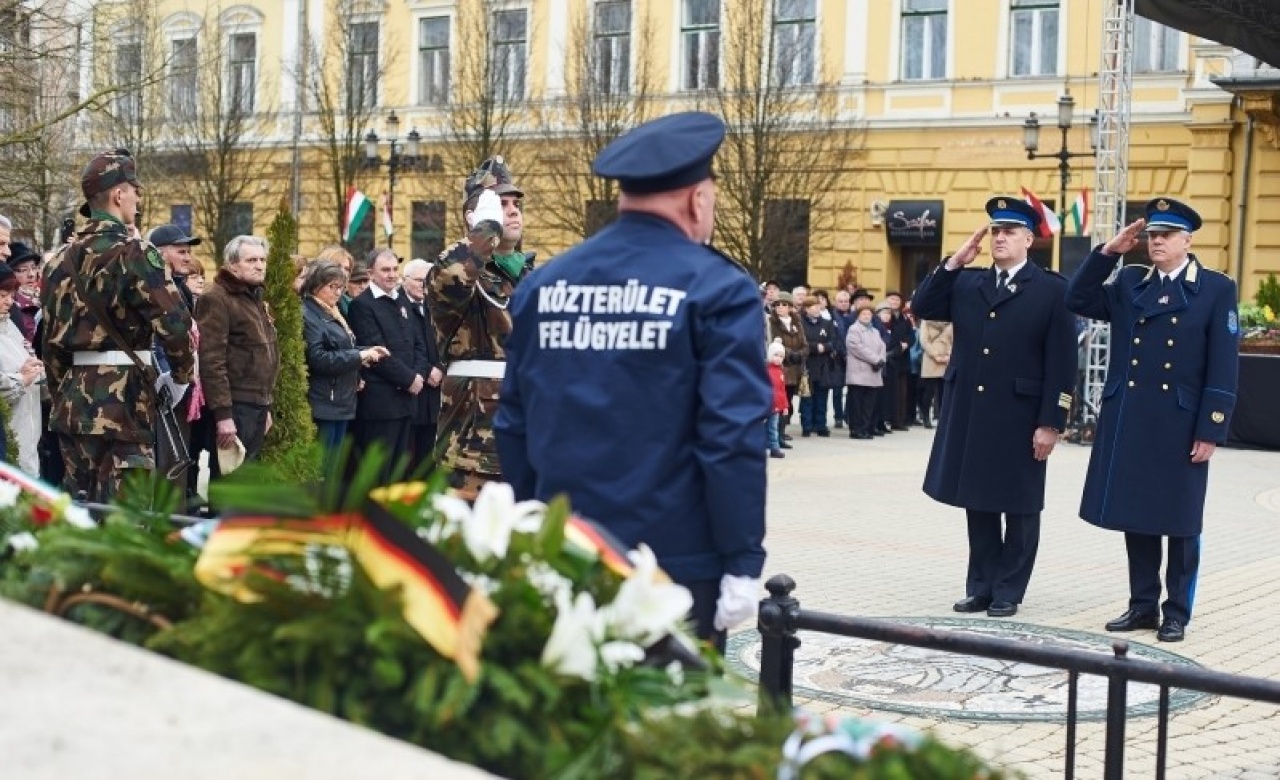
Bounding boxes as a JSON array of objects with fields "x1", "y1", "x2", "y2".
[
  {"x1": 427, "y1": 156, "x2": 533, "y2": 499},
  {"x1": 41, "y1": 149, "x2": 194, "y2": 502}
]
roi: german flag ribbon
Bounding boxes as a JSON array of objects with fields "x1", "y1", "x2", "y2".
[{"x1": 194, "y1": 502, "x2": 497, "y2": 682}]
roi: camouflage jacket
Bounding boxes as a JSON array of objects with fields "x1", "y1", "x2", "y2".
[
  {"x1": 426, "y1": 239, "x2": 529, "y2": 475},
  {"x1": 40, "y1": 213, "x2": 194, "y2": 442}
]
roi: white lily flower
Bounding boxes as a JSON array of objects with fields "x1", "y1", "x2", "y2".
[
  {"x1": 525, "y1": 560, "x2": 574, "y2": 604},
  {"x1": 0, "y1": 481, "x2": 20, "y2": 509},
  {"x1": 61, "y1": 503, "x2": 96, "y2": 529},
  {"x1": 459, "y1": 482, "x2": 545, "y2": 562},
  {"x1": 601, "y1": 544, "x2": 694, "y2": 646},
  {"x1": 541, "y1": 590, "x2": 604, "y2": 681},
  {"x1": 599, "y1": 640, "x2": 645, "y2": 673},
  {"x1": 7, "y1": 531, "x2": 38, "y2": 552}
]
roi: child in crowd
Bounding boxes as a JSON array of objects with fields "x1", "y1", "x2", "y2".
[{"x1": 767, "y1": 339, "x2": 789, "y2": 459}]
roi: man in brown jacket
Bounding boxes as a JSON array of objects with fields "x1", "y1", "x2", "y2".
[{"x1": 195, "y1": 235, "x2": 280, "y2": 470}]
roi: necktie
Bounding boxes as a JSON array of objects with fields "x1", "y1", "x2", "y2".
[{"x1": 997, "y1": 269, "x2": 1009, "y2": 292}]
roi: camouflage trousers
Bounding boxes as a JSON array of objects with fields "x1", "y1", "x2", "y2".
[
  {"x1": 446, "y1": 468, "x2": 500, "y2": 503},
  {"x1": 58, "y1": 434, "x2": 153, "y2": 504}
]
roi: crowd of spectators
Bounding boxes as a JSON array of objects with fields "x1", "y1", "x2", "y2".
[{"x1": 761, "y1": 279, "x2": 954, "y2": 456}]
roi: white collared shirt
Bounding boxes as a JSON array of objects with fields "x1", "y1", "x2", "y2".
[
  {"x1": 996, "y1": 259, "x2": 1028, "y2": 286},
  {"x1": 1159, "y1": 258, "x2": 1191, "y2": 283},
  {"x1": 370, "y1": 282, "x2": 398, "y2": 299}
]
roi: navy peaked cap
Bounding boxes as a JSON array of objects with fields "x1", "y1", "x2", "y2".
[
  {"x1": 985, "y1": 196, "x2": 1042, "y2": 231},
  {"x1": 593, "y1": 111, "x2": 725, "y2": 194},
  {"x1": 1143, "y1": 197, "x2": 1202, "y2": 233}
]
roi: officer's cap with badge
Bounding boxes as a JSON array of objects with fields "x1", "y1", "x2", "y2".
[
  {"x1": 462, "y1": 156, "x2": 523, "y2": 207},
  {"x1": 1143, "y1": 197, "x2": 1201, "y2": 234},
  {"x1": 147, "y1": 224, "x2": 202, "y2": 248},
  {"x1": 593, "y1": 111, "x2": 725, "y2": 194},
  {"x1": 79, "y1": 148, "x2": 142, "y2": 218},
  {"x1": 985, "y1": 196, "x2": 1042, "y2": 232}
]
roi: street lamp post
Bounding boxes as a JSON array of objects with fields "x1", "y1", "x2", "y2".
[
  {"x1": 1022, "y1": 93, "x2": 1099, "y2": 269},
  {"x1": 363, "y1": 110, "x2": 423, "y2": 251}
]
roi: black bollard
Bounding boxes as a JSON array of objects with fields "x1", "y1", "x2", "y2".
[{"x1": 757, "y1": 573, "x2": 801, "y2": 712}]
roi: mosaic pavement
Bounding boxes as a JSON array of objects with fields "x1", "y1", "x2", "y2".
[{"x1": 728, "y1": 618, "x2": 1212, "y2": 723}]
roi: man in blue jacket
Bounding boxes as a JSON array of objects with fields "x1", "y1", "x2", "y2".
[
  {"x1": 912, "y1": 197, "x2": 1077, "y2": 619},
  {"x1": 1066, "y1": 198, "x2": 1238, "y2": 642},
  {"x1": 495, "y1": 112, "x2": 771, "y2": 649}
]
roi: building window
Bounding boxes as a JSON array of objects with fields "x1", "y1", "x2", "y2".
[
  {"x1": 681, "y1": 0, "x2": 719, "y2": 91},
  {"x1": 773, "y1": 0, "x2": 815, "y2": 87},
  {"x1": 169, "y1": 37, "x2": 198, "y2": 118},
  {"x1": 585, "y1": 200, "x2": 617, "y2": 236},
  {"x1": 115, "y1": 40, "x2": 143, "y2": 122},
  {"x1": 1133, "y1": 17, "x2": 1180, "y2": 73},
  {"x1": 492, "y1": 9, "x2": 527, "y2": 102},
  {"x1": 348, "y1": 21, "x2": 379, "y2": 111},
  {"x1": 418, "y1": 16, "x2": 450, "y2": 105},
  {"x1": 228, "y1": 32, "x2": 256, "y2": 114},
  {"x1": 411, "y1": 201, "x2": 447, "y2": 261},
  {"x1": 901, "y1": 0, "x2": 946, "y2": 81},
  {"x1": 593, "y1": 1, "x2": 631, "y2": 95},
  {"x1": 1010, "y1": 0, "x2": 1058, "y2": 77},
  {"x1": 763, "y1": 200, "x2": 810, "y2": 285},
  {"x1": 223, "y1": 202, "x2": 254, "y2": 239},
  {"x1": 170, "y1": 204, "x2": 193, "y2": 236}
]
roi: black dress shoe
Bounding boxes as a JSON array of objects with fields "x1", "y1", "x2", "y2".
[
  {"x1": 834, "y1": 420, "x2": 844, "y2": 429},
  {"x1": 782, "y1": 433, "x2": 793, "y2": 441},
  {"x1": 769, "y1": 449, "x2": 785, "y2": 459},
  {"x1": 892, "y1": 425, "x2": 909, "y2": 431},
  {"x1": 1157, "y1": 618, "x2": 1185, "y2": 642},
  {"x1": 1105, "y1": 609, "x2": 1159, "y2": 632},
  {"x1": 953, "y1": 596, "x2": 992, "y2": 613},
  {"x1": 816, "y1": 429, "x2": 830, "y2": 437},
  {"x1": 987, "y1": 601, "x2": 1018, "y2": 617},
  {"x1": 871, "y1": 430, "x2": 885, "y2": 437},
  {"x1": 923, "y1": 421, "x2": 934, "y2": 429},
  {"x1": 801, "y1": 431, "x2": 812, "y2": 438},
  {"x1": 779, "y1": 441, "x2": 793, "y2": 449}
]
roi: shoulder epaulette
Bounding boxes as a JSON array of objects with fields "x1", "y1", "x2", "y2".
[{"x1": 704, "y1": 243, "x2": 751, "y2": 276}]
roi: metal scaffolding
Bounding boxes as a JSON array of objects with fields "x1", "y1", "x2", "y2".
[{"x1": 1074, "y1": 0, "x2": 1136, "y2": 438}]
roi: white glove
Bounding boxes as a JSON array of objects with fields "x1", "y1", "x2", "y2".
[
  {"x1": 154, "y1": 372, "x2": 189, "y2": 410},
  {"x1": 713, "y1": 574, "x2": 761, "y2": 632}
]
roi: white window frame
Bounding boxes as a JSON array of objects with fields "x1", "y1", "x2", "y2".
[
  {"x1": 772, "y1": 0, "x2": 817, "y2": 88},
  {"x1": 347, "y1": 19, "x2": 381, "y2": 112},
  {"x1": 899, "y1": 0, "x2": 947, "y2": 81},
  {"x1": 680, "y1": 0, "x2": 719, "y2": 91},
  {"x1": 1008, "y1": 0, "x2": 1060, "y2": 78},
  {"x1": 491, "y1": 7, "x2": 527, "y2": 102},
  {"x1": 226, "y1": 32, "x2": 257, "y2": 114},
  {"x1": 1133, "y1": 16, "x2": 1181, "y2": 73},
  {"x1": 593, "y1": 0, "x2": 632, "y2": 95},
  {"x1": 113, "y1": 30, "x2": 143, "y2": 123},
  {"x1": 168, "y1": 36, "x2": 199, "y2": 119},
  {"x1": 220, "y1": 6, "x2": 264, "y2": 116},
  {"x1": 417, "y1": 14, "x2": 451, "y2": 105}
]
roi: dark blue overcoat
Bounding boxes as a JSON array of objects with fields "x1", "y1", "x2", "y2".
[
  {"x1": 1065, "y1": 251, "x2": 1239, "y2": 536},
  {"x1": 912, "y1": 262, "x2": 1077, "y2": 514},
  {"x1": 494, "y1": 212, "x2": 772, "y2": 582}
]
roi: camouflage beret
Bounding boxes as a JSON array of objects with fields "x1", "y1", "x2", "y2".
[
  {"x1": 79, "y1": 148, "x2": 141, "y2": 216},
  {"x1": 462, "y1": 156, "x2": 523, "y2": 206}
]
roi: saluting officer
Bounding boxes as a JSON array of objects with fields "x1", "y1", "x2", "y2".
[
  {"x1": 494, "y1": 112, "x2": 772, "y2": 649},
  {"x1": 912, "y1": 197, "x2": 1077, "y2": 618},
  {"x1": 1066, "y1": 198, "x2": 1238, "y2": 642}
]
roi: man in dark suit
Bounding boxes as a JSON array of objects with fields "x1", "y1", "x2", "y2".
[
  {"x1": 912, "y1": 196, "x2": 1077, "y2": 618},
  {"x1": 398, "y1": 258, "x2": 444, "y2": 468},
  {"x1": 1065, "y1": 198, "x2": 1238, "y2": 642},
  {"x1": 348, "y1": 249, "x2": 429, "y2": 476}
]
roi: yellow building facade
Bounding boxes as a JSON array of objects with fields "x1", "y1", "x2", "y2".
[{"x1": 85, "y1": 0, "x2": 1280, "y2": 301}]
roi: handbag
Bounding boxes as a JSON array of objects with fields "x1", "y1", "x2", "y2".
[{"x1": 798, "y1": 373, "x2": 811, "y2": 398}]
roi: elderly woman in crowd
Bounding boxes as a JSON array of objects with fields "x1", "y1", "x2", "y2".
[
  {"x1": 918, "y1": 318, "x2": 953, "y2": 429},
  {"x1": 0, "y1": 263, "x2": 44, "y2": 473},
  {"x1": 767, "y1": 291, "x2": 807, "y2": 447},
  {"x1": 844, "y1": 301, "x2": 886, "y2": 440},
  {"x1": 302, "y1": 260, "x2": 388, "y2": 461},
  {"x1": 798, "y1": 295, "x2": 840, "y2": 437}
]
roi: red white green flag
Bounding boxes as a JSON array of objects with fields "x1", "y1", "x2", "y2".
[
  {"x1": 343, "y1": 186, "x2": 372, "y2": 243},
  {"x1": 1020, "y1": 187, "x2": 1061, "y2": 239},
  {"x1": 1068, "y1": 188, "x2": 1091, "y2": 237}
]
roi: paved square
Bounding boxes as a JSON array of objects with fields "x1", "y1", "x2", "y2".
[{"x1": 747, "y1": 425, "x2": 1280, "y2": 778}]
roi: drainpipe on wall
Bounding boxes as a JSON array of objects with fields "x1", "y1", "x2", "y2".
[{"x1": 1234, "y1": 111, "x2": 1254, "y2": 292}]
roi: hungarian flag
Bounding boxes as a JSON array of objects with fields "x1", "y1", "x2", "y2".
[
  {"x1": 1020, "y1": 187, "x2": 1061, "y2": 239},
  {"x1": 1067, "y1": 188, "x2": 1091, "y2": 237},
  {"x1": 380, "y1": 192, "x2": 394, "y2": 237},
  {"x1": 343, "y1": 187, "x2": 372, "y2": 243},
  {"x1": 194, "y1": 503, "x2": 498, "y2": 682}
]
